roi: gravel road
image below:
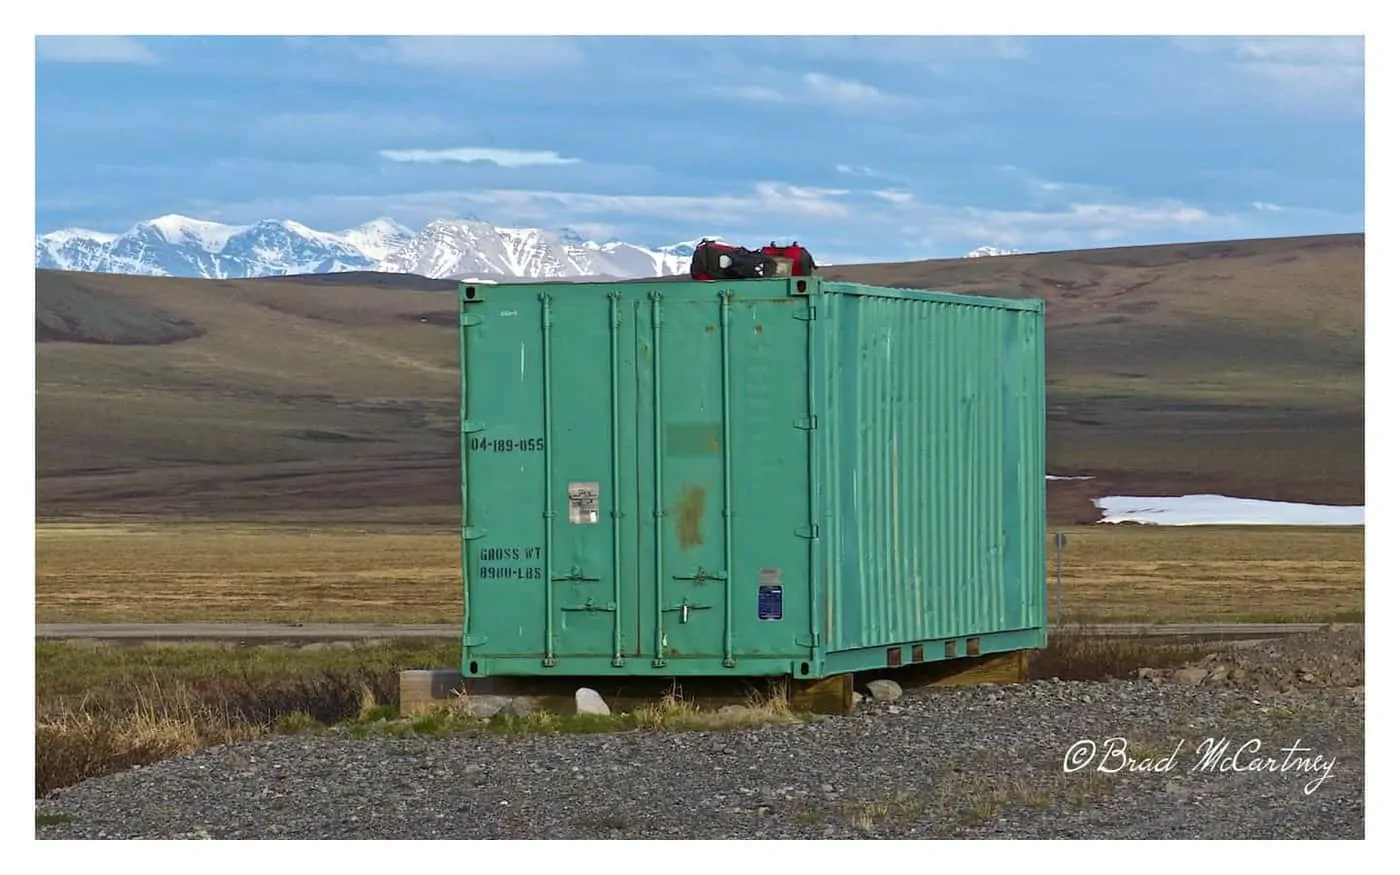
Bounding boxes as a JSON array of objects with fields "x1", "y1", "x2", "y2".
[{"x1": 36, "y1": 629, "x2": 1364, "y2": 840}]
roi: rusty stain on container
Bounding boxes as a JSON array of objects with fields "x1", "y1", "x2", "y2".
[
  {"x1": 754, "y1": 324, "x2": 764, "y2": 335},
  {"x1": 945, "y1": 640, "x2": 957, "y2": 659},
  {"x1": 675, "y1": 485, "x2": 706, "y2": 549},
  {"x1": 911, "y1": 644, "x2": 924, "y2": 663},
  {"x1": 886, "y1": 646, "x2": 902, "y2": 667},
  {"x1": 967, "y1": 637, "x2": 981, "y2": 656}
]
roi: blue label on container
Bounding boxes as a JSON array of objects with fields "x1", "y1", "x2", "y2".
[{"x1": 758, "y1": 585, "x2": 783, "y2": 620}]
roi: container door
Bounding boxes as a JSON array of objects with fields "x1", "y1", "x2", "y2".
[
  {"x1": 635, "y1": 293, "x2": 729, "y2": 666},
  {"x1": 463, "y1": 288, "x2": 640, "y2": 670},
  {"x1": 635, "y1": 288, "x2": 815, "y2": 670}
]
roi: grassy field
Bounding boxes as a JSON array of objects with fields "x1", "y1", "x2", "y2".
[
  {"x1": 35, "y1": 521, "x2": 1363, "y2": 626},
  {"x1": 35, "y1": 233, "x2": 1364, "y2": 527},
  {"x1": 1045, "y1": 525, "x2": 1363, "y2": 624}
]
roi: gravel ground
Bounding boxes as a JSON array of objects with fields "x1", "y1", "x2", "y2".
[{"x1": 36, "y1": 628, "x2": 1364, "y2": 840}]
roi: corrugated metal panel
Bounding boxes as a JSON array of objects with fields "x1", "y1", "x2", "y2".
[{"x1": 822, "y1": 282, "x2": 1044, "y2": 653}]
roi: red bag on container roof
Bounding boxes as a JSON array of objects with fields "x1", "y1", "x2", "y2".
[{"x1": 760, "y1": 241, "x2": 817, "y2": 276}]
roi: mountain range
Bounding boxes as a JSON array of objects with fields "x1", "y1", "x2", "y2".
[{"x1": 34, "y1": 214, "x2": 1013, "y2": 281}]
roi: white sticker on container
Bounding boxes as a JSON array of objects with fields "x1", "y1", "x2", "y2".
[{"x1": 568, "y1": 482, "x2": 600, "y2": 525}]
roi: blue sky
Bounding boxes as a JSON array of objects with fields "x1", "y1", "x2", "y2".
[{"x1": 34, "y1": 35, "x2": 1364, "y2": 262}]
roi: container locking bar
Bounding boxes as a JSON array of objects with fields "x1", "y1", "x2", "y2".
[
  {"x1": 650, "y1": 290, "x2": 667, "y2": 668},
  {"x1": 803, "y1": 299, "x2": 821, "y2": 663},
  {"x1": 718, "y1": 290, "x2": 736, "y2": 668},
  {"x1": 671, "y1": 567, "x2": 729, "y2": 583},
  {"x1": 540, "y1": 292, "x2": 557, "y2": 668},
  {"x1": 608, "y1": 291, "x2": 625, "y2": 668},
  {"x1": 552, "y1": 565, "x2": 600, "y2": 583},
  {"x1": 562, "y1": 599, "x2": 617, "y2": 613}
]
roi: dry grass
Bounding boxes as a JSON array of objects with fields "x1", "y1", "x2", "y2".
[
  {"x1": 35, "y1": 639, "x2": 806, "y2": 797},
  {"x1": 37, "y1": 521, "x2": 1363, "y2": 625},
  {"x1": 1045, "y1": 525, "x2": 1363, "y2": 623},
  {"x1": 36, "y1": 682, "x2": 261, "y2": 797},
  {"x1": 1029, "y1": 630, "x2": 1213, "y2": 682},
  {"x1": 35, "y1": 522, "x2": 462, "y2": 624},
  {"x1": 35, "y1": 639, "x2": 456, "y2": 796}
]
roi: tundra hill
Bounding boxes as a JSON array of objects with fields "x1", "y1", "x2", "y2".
[
  {"x1": 34, "y1": 233, "x2": 1363, "y2": 525},
  {"x1": 827, "y1": 233, "x2": 1364, "y2": 520}
]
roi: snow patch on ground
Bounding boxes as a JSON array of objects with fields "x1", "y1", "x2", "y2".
[{"x1": 1095, "y1": 494, "x2": 1364, "y2": 527}]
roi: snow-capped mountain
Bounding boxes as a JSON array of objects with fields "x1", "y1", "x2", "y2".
[
  {"x1": 35, "y1": 214, "x2": 699, "y2": 281},
  {"x1": 35, "y1": 215, "x2": 390, "y2": 279},
  {"x1": 374, "y1": 219, "x2": 692, "y2": 281},
  {"x1": 337, "y1": 218, "x2": 415, "y2": 262},
  {"x1": 964, "y1": 245, "x2": 1022, "y2": 258}
]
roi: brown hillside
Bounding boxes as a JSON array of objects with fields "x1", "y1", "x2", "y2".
[{"x1": 34, "y1": 233, "x2": 1363, "y2": 525}]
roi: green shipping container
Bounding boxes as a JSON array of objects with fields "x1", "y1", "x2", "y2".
[{"x1": 457, "y1": 276, "x2": 1046, "y2": 682}]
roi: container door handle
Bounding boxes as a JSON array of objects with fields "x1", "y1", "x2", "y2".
[{"x1": 662, "y1": 599, "x2": 712, "y2": 624}]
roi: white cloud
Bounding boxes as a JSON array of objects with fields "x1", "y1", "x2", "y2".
[
  {"x1": 872, "y1": 190, "x2": 915, "y2": 204},
  {"x1": 801, "y1": 73, "x2": 889, "y2": 106},
  {"x1": 725, "y1": 73, "x2": 904, "y2": 112},
  {"x1": 1253, "y1": 201, "x2": 1285, "y2": 212},
  {"x1": 378, "y1": 148, "x2": 582, "y2": 168},
  {"x1": 377, "y1": 36, "x2": 582, "y2": 71},
  {"x1": 470, "y1": 182, "x2": 852, "y2": 222},
  {"x1": 757, "y1": 36, "x2": 1031, "y2": 65},
  {"x1": 36, "y1": 36, "x2": 156, "y2": 64},
  {"x1": 1171, "y1": 36, "x2": 1362, "y2": 114},
  {"x1": 933, "y1": 201, "x2": 1223, "y2": 250},
  {"x1": 718, "y1": 85, "x2": 786, "y2": 102},
  {"x1": 199, "y1": 181, "x2": 854, "y2": 233},
  {"x1": 836, "y1": 164, "x2": 879, "y2": 178},
  {"x1": 1191, "y1": 37, "x2": 1364, "y2": 65}
]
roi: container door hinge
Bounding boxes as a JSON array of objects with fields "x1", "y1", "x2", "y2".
[
  {"x1": 795, "y1": 634, "x2": 820, "y2": 648},
  {"x1": 460, "y1": 313, "x2": 483, "y2": 327},
  {"x1": 463, "y1": 633, "x2": 488, "y2": 647},
  {"x1": 462, "y1": 421, "x2": 486, "y2": 434},
  {"x1": 462, "y1": 527, "x2": 487, "y2": 541},
  {"x1": 792, "y1": 307, "x2": 817, "y2": 322},
  {"x1": 793, "y1": 415, "x2": 818, "y2": 431},
  {"x1": 795, "y1": 524, "x2": 820, "y2": 539}
]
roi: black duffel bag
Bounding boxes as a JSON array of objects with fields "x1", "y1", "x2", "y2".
[{"x1": 689, "y1": 239, "x2": 779, "y2": 281}]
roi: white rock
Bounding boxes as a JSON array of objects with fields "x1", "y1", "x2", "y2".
[
  {"x1": 575, "y1": 688, "x2": 611, "y2": 716},
  {"x1": 865, "y1": 679, "x2": 903, "y2": 702}
]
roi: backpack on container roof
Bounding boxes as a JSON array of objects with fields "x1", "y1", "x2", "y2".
[
  {"x1": 689, "y1": 239, "x2": 780, "y2": 281},
  {"x1": 760, "y1": 241, "x2": 817, "y2": 277}
]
